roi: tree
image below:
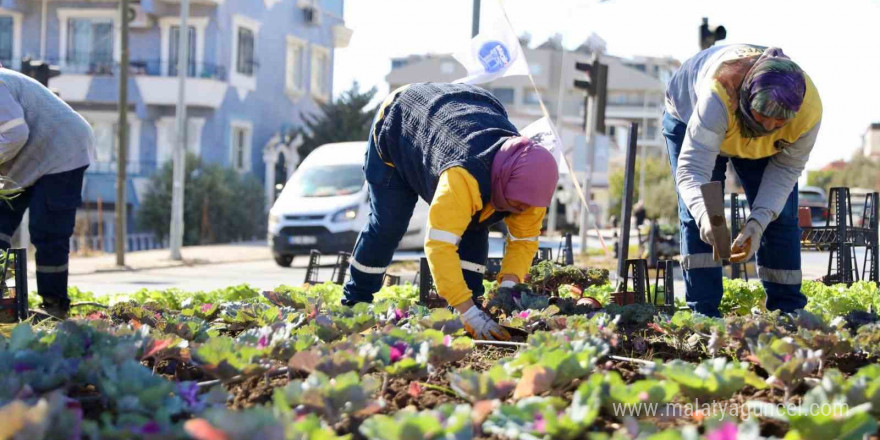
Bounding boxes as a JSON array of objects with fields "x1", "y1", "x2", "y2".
[
  {"x1": 297, "y1": 82, "x2": 378, "y2": 160},
  {"x1": 137, "y1": 154, "x2": 266, "y2": 246},
  {"x1": 807, "y1": 155, "x2": 880, "y2": 193},
  {"x1": 608, "y1": 156, "x2": 678, "y2": 222}
]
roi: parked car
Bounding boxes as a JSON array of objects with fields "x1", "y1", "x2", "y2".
[
  {"x1": 724, "y1": 193, "x2": 750, "y2": 226},
  {"x1": 267, "y1": 142, "x2": 428, "y2": 267},
  {"x1": 849, "y1": 188, "x2": 876, "y2": 227},
  {"x1": 798, "y1": 186, "x2": 828, "y2": 226}
]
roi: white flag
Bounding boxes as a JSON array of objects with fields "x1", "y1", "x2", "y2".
[
  {"x1": 452, "y1": 15, "x2": 530, "y2": 85},
  {"x1": 520, "y1": 116, "x2": 567, "y2": 175}
]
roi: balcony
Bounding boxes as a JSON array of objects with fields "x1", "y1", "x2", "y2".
[
  {"x1": 87, "y1": 160, "x2": 158, "y2": 176},
  {"x1": 132, "y1": 60, "x2": 230, "y2": 109}
]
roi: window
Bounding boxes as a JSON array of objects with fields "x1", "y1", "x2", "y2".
[
  {"x1": 156, "y1": 117, "x2": 205, "y2": 165},
  {"x1": 80, "y1": 112, "x2": 141, "y2": 174},
  {"x1": 0, "y1": 17, "x2": 12, "y2": 67},
  {"x1": 645, "y1": 118, "x2": 659, "y2": 140},
  {"x1": 285, "y1": 36, "x2": 306, "y2": 97},
  {"x1": 490, "y1": 88, "x2": 515, "y2": 105},
  {"x1": 523, "y1": 88, "x2": 542, "y2": 106},
  {"x1": 230, "y1": 121, "x2": 253, "y2": 172},
  {"x1": 237, "y1": 27, "x2": 255, "y2": 76},
  {"x1": 67, "y1": 18, "x2": 114, "y2": 74},
  {"x1": 290, "y1": 165, "x2": 365, "y2": 197},
  {"x1": 230, "y1": 15, "x2": 260, "y2": 97},
  {"x1": 159, "y1": 17, "x2": 209, "y2": 79},
  {"x1": 169, "y1": 25, "x2": 196, "y2": 77},
  {"x1": 310, "y1": 45, "x2": 331, "y2": 101}
]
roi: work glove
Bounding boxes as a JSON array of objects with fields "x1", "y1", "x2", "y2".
[
  {"x1": 731, "y1": 220, "x2": 763, "y2": 263},
  {"x1": 697, "y1": 212, "x2": 716, "y2": 246},
  {"x1": 460, "y1": 305, "x2": 511, "y2": 341}
]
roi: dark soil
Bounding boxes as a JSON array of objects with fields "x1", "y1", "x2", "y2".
[{"x1": 227, "y1": 375, "x2": 296, "y2": 409}]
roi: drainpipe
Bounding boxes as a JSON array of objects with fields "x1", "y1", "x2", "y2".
[{"x1": 40, "y1": 0, "x2": 48, "y2": 60}]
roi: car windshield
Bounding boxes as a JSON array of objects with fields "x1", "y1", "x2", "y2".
[
  {"x1": 799, "y1": 192, "x2": 825, "y2": 203},
  {"x1": 289, "y1": 165, "x2": 365, "y2": 197}
]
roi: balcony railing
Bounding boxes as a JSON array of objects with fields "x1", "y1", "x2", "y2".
[
  {"x1": 130, "y1": 59, "x2": 228, "y2": 81},
  {"x1": 49, "y1": 54, "x2": 231, "y2": 81},
  {"x1": 87, "y1": 161, "x2": 159, "y2": 176}
]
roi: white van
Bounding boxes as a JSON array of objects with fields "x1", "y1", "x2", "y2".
[{"x1": 268, "y1": 141, "x2": 428, "y2": 267}]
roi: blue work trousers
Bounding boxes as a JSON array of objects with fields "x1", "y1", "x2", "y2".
[{"x1": 0, "y1": 166, "x2": 86, "y2": 307}]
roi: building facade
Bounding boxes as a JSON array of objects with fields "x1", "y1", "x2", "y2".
[
  {"x1": 864, "y1": 122, "x2": 880, "y2": 160},
  {"x1": 0, "y1": 0, "x2": 349, "y2": 246},
  {"x1": 386, "y1": 40, "x2": 675, "y2": 226}
]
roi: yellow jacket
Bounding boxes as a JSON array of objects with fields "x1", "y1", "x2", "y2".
[{"x1": 425, "y1": 167, "x2": 545, "y2": 306}]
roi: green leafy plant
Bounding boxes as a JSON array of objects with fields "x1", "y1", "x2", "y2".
[
  {"x1": 359, "y1": 404, "x2": 473, "y2": 440},
  {"x1": 448, "y1": 366, "x2": 516, "y2": 402},
  {"x1": 653, "y1": 358, "x2": 765, "y2": 401},
  {"x1": 272, "y1": 371, "x2": 381, "y2": 423}
]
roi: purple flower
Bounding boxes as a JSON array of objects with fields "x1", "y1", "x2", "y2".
[
  {"x1": 443, "y1": 335, "x2": 452, "y2": 347},
  {"x1": 257, "y1": 335, "x2": 270, "y2": 349},
  {"x1": 389, "y1": 342, "x2": 409, "y2": 363},
  {"x1": 177, "y1": 382, "x2": 200, "y2": 408},
  {"x1": 133, "y1": 421, "x2": 162, "y2": 435},
  {"x1": 394, "y1": 309, "x2": 407, "y2": 321},
  {"x1": 707, "y1": 422, "x2": 738, "y2": 440},
  {"x1": 533, "y1": 413, "x2": 547, "y2": 433},
  {"x1": 200, "y1": 304, "x2": 214, "y2": 314},
  {"x1": 13, "y1": 362, "x2": 34, "y2": 373},
  {"x1": 518, "y1": 310, "x2": 531, "y2": 319}
]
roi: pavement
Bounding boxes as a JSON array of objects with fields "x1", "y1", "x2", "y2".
[
  {"x1": 35, "y1": 235, "x2": 845, "y2": 296},
  {"x1": 58, "y1": 241, "x2": 273, "y2": 276}
]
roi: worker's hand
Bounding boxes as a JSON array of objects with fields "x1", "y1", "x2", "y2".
[
  {"x1": 731, "y1": 220, "x2": 763, "y2": 263},
  {"x1": 697, "y1": 212, "x2": 716, "y2": 246},
  {"x1": 460, "y1": 305, "x2": 511, "y2": 341}
]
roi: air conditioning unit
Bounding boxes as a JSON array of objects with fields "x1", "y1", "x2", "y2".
[
  {"x1": 298, "y1": 0, "x2": 322, "y2": 26},
  {"x1": 127, "y1": 4, "x2": 153, "y2": 29}
]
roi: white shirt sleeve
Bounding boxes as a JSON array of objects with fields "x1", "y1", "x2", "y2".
[
  {"x1": 675, "y1": 91, "x2": 729, "y2": 224},
  {"x1": 0, "y1": 82, "x2": 29, "y2": 167},
  {"x1": 748, "y1": 121, "x2": 821, "y2": 230}
]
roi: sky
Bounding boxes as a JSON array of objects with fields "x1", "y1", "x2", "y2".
[{"x1": 333, "y1": 0, "x2": 880, "y2": 170}]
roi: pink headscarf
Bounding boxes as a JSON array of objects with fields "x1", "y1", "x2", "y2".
[{"x1": 491, "y1": 137, "x2": 559, "y2": 213}]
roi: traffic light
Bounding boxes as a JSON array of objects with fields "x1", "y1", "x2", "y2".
[
  {"x1": 20, "y1": 58, "x2": 61, "y2": 88},
  {"x1": 574, "y1": 58, "x2": 608, "y2": 133},
  {"x1": 574, "y1": 59, "x2": 600, "y2": 96},
  {"x1": 699, "y1": 17, "x2": 726, "y2": 50}
]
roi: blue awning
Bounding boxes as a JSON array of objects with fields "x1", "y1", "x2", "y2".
[{"x1": 82, "y1": 173, "x2": 141, "y2": 207}]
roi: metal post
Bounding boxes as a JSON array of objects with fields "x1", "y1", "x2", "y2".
[
  {"x1": 616, "y1": 122, "x2": 639, "y2": 288},
  {"x1": 40, "y1": 0, "x2": 48, "y2": 60},
  {"x1": 730, "y1": 193, "x2": 742, "y2": 279},
  {"x1": 170, "y1": 0, "x2": 191, "y2": 261},
  {"x1": 115, "y1": 0, "x2": 130, "y2": 267},
  {"x1": 548, "y1": 47, "x2": 568, "y2": 236},
  {"x1": 578, "y1": 93, "x2": 597, "y2": 252},
  {"x1": 638, "y1": 135, "x2": 646, "y2": 202},
  {"x1": 471, "y1": 0, "x2": 481, "y2": 37},
  {"x1": 868, "y1": 193, "x2": 879, "y2": 283}
]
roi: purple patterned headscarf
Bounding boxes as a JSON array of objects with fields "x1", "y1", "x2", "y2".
[{"x1": 737, "y1": 47, "x2": 806, "y2": 138}]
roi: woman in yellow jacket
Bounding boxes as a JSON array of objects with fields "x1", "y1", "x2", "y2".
[{"x1": 342, "y1": 83, "x2": 559, "y2": 341}]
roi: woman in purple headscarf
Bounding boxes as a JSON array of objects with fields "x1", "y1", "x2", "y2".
[
  {"x1": 664, "y1": 45, "x2": 822, "y2": 317},
  {"x1": 340, "y1": 83, "x2": 559, "y2": 341}
]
